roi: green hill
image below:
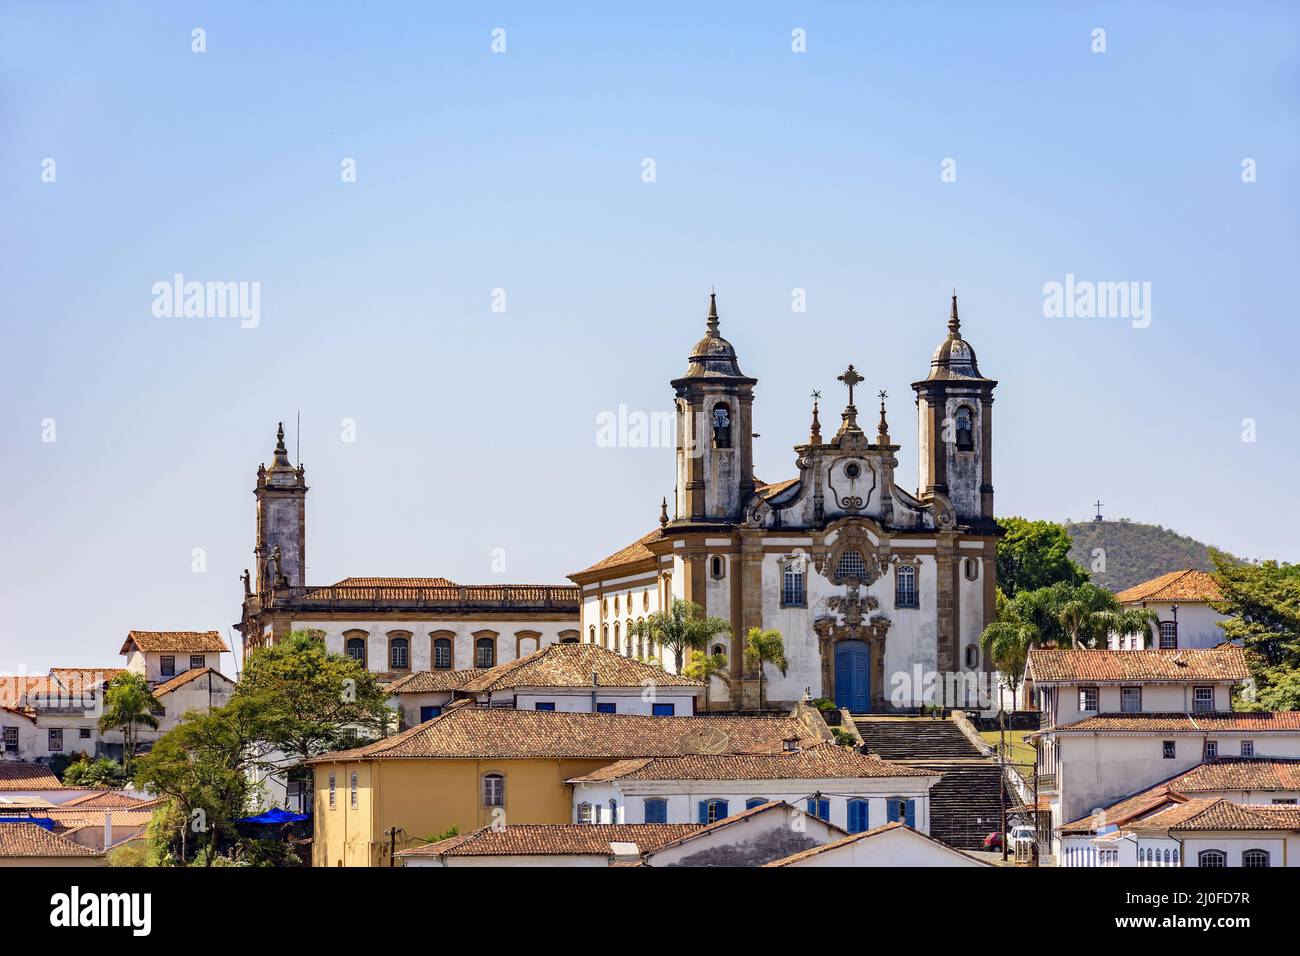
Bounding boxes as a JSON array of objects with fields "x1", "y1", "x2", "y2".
[{"x1": 1064, "y1": 520, "x2": 1235, "y2": 593}]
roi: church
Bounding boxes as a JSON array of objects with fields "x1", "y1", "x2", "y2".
[{"x1": 569, "y1": 294, "x2": 1000, "y2": 713}]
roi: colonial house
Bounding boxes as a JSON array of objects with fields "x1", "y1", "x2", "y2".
[
  {"x1": 764, "y1": 820, "x2": 991, "y2": 867},
  {"x1": 307, "y1": 704, "x2": 832, "y2": 866},
  {"x1": 569, "y1": 294, "x2": 1000, "y2": 714},
  {"x1": 120, "y1": 631, "x2": 229, "y2": 684},
  {"x1": 385, "y1": 669, "x2": 488, "y2": 729},
  {"x1": 1109, "y1": 570, "x2": 1228, "y2": 651},
  {"x1": 1125, "y1": 799, "x2": 1300, "y2": 868},
  {"x1": 565, "y1": 742, "x2": 939, "y2": 833},
  {"x1": 1026, "y1": 645, "x2": 1300, "y2": 857},
  {"x1": 234, "y1": 424, "x2": 581, "y2": 671}
]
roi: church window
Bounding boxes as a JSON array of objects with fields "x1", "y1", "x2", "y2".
[
  {"x1": 712, "y1": 643, "x2": 726, "y2": 658},
  {"x1": 710, "y1": 555, "x2": 726, "y2": 579},
  {"x1": 345, "y1": 638, "x2": 367, "y2": 668},
  {"x1": 433, "y1": 637, "x2": 452, "y2": 669},
  {"x1": 712, "y1": 403, "x2": 732, "y2": 448},
  {"x1": 895, "y1": 565, "x2": 917, "y2": 607},
  {"x1": 482, "y1": 773, "x2": 504, "y2": 807},
  {"x1": 964, "y1": 645, "x2": 979, "y2": 669},
  {"x1": 601, "y1": 624, "x2": 609, "y2": 649},
  {"x1": 782, "y1": 563, "x2": 806, "y2": 607},
  {"x1": 588, "y1": 626, "x2": 596, "y2": 644},
  {"x1": 964, "y1": 558, "x2": 979, "y2": 581},
  {"x1": 614, "y1": 595, "x2": 620, "y2": 615},
  {"x1": 475, "y1": 637, "x2": 496, "y2": 669},
  {"x1": 389, "y1": 636, "x2": 409, "y2": 670},
  {"x1": 954, "y1": 406, "x2": 974, "y2": 450},
  {"x1": 613, "y1": 623, "x2": 620, "y2": 654},
  {"x1": 644, "y1": 798, "x2": 668, "y2": 824},
  {"x1": 160, "y1": 655, "x2": 176, "y2": 678},
  {"x1": 577, "y1": 802, "x2": 593, "y2": 825},
  {"x1": 835, "y1": 549, "x2": 867, "y2": 583}
]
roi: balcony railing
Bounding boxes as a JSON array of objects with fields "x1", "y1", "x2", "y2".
[{"x1": 275, "y1": 583, "x2": 582, "y2": 612}]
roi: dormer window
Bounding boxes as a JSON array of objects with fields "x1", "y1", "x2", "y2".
[
  {"x1": 712, "y1": 403, "x2": 732, "y2": 448},
  {"x1": 955, "y1": 406, "x2": 974, "y2": 450}
]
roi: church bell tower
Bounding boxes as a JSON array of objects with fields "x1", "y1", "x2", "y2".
[
  {"x1": 912, "y1": 295, "x2": 997, "y2": 528},
  {"x1": 669, "y1": 293, "x2": 757, "y2": 524},
  {"x1": 253, "y1": 422, "x2": 308, "y2": 592}
]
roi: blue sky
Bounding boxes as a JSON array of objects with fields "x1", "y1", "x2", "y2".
[{"x1": 2, "y1": 2, "x2": 1297, "y2": 671}]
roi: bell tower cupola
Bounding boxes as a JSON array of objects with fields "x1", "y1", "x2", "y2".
[
  {"x1": 254, "y1": 422, "x2": 308, "y2": 592},
  {"x1": 670, "y1": 293, "x2": 758, "y2": 524}
]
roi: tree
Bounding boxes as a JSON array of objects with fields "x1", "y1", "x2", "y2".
[
  {"x1": 682, "y1": 652, "x2": 729, "y2": 710},
  {"x1": 99, "y1": 672, "x2": 161, "y2": 772},
  {"x1": 744, "y1": 627, "x2": 789, "y2": 711},
  {"x1": 630, "y1": 599, "x2": 731, "y2": 673},
  {"x1": 980, "y1": 592, "x2": 1038, "y2": 702},
  {"x1": 1211, "y1": 550, "x2": 1300, "y2": 708},
  {"x1": 62, "y1": 756, "x2": 128, "y2": 789},
  {"x1": 995, "y1": 517, "x2": 1088, "y2": 597}
]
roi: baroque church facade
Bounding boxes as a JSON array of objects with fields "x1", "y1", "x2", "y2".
[{"x1": 570, "y1": 294, "x2": 999, "y2": 712}]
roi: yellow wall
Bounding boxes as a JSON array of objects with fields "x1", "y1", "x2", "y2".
[{"x1": 312, "y1": 757, "x2": 612, "y2": 867}]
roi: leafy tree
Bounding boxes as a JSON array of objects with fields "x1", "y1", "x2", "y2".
[
  {"x1": 996, "y1": 517, "x2": 1088, "y2": 597},
  {"x1": 981, "y1": 591, "x2": 1038, "y2": 701},
  {"x1": 62, "y1": 756, "x2": 128, "y2": 789},
  {"x1": 744, "y1": 627, "x2": 789, "y2": 711},
  {"x1": 682, "y1": 651, "x2": 729, "y2": 710},
  {"x1": 630, "y1": 599, "x2": 731, "y2": 673},
  {"x1": 99, "y1": 672, "x2": 161, "y2": 772},
  {"x1": 1211, "y1": 551, "x2": 1300, "y2": 707}
]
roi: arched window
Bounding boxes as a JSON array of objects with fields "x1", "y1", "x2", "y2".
[
  {"x1": 712, "y1": 403, "x2": 731, "y2": 448},
  {"x1": 601, "y1": 624, "x2": 609, "y2": 649},
  {"x1": 614, "y1": 594, "x2": 620, "y2": 615},
  {"x1": 643, "y1": 798, "x2": 668, "y2": 824},
  {"x1": 588, "y1": 626, "x2": 596, "y2": 644},
  {"x1": 835, "y1": 549, "x2": 867, "y2": 583},
  {"x1": 710, "y1": 555, "x2": 725, "y2": 579},
  {"x1": 432, "y1": 637, "x2": 453, "y2": 670},
  {"x1": 482, "y1": 773, "x2": 504, "y2": 807},
  {"x1": 613, "y1": 622, "x2": 620, "y2": 654},
  {"x1": 1198, "y1": 849, "x2": 1227, "y2": 868},
  {"x1": 895, "y1": 565, "x2": 917, "y2": 607},
  {"x1": 1243, "y1": 849, "x2": 1270, "y2": 868},
  {"x1": 559, "y1": 630, "x2": 580, "y2": 644},
  {"x1": 388, "y1": 636, "x2": 409, "y2": 670},
  {"x1": 782, "y1": 563, "x2": 806, "y2": 606},
  {"x1": 608, "y1": 799, "x2": 618, "y2": 824},
  {"x1": 643, "y1": 590, "x2": 650, "y2": 611},
  {"x1": 847, "y1": 799, "x2": 869, "y2": 833},
  {"x1": 475, "y1": 637, "x2": 496, "y2": 669},
  {"x1": 964, "y1": 557, "x2": 979, "y2": 581},
  {"x1": 1164, "y1": 848, "x2": 1172, "y2": 866},
  {"x1": 626, "y1": 619, "x2": 634, "y2": 656},
  {"x1": 965, "y1": 645, "x2": 979, "y2": 669},
  {"x1": 345, "y1": 637, "x2": 367, "y2": 667},
  {"x1": 577, "y1": 802, "x2": 593, "y2": 824},
  {"x1": 711, "y1": 643, "x2": 726, "y2": 658},
  {"x1": 1172, "y1": 848, "x2": 1179, "y2": 866},
  {"x1": 955, "y1": 405, "x2": 974, "y2": 450}
]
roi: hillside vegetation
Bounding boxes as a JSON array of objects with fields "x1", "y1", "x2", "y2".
[{"x1": 1064, "y1": 519, "x2": 1237, "y2": 593}]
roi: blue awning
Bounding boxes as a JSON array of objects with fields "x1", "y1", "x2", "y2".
[{"x1": 237, "y1": 807, "x2": 309, "y2": 824}]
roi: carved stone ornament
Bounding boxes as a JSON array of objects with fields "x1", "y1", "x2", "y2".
[
  {"x1": 815, "y1": 520, "x2": 890, "y2": 585},
  {"x1": 826, "y1": 457, "x2": 876, "y2": 514}
]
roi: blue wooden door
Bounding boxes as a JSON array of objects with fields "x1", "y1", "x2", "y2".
[{"x1": 834, "y1": 641, "x2": 870, "y2": 712}]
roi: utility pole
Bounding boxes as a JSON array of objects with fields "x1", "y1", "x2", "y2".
[
  {"x1": 999, "y1": 707, "x2": 1008, "y2": 862},
  {"x1": 385, "y1": 826, "x2": 403, "y2": 867}
]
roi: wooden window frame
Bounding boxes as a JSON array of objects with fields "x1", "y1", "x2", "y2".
[{"x1": 482, "y1": 773, "x2": 505, "y2": 808}]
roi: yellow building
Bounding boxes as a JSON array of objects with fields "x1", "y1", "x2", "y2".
[{"x1": 309, "y1": 704, "x2": 825, "y2": 866}]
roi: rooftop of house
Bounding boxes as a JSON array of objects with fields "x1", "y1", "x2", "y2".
[
  {"x1": 0, "y1": 821, "x2": 102, "y2": 858},
  {"x1": 61, "y1": 791, "x2": 153, "y2": 810},
  {"x1": 1043, "y1": 711, "x2": 1300, "y2": 735},
  {"x1": 1132, "y1": 797, "x2": 1300, "y2": 833},
  {"x1": 572, "y1": 529, "x2": 663, "y2": 578},
  {"x1": 119, "y1": 630, "x2": 229, "y2": 655},
  {"x1": 763, "y1": 820, "x2": 991, "y2": 867},
  {"x1": 397, "y1": 822, "x2": 699, "y2": 858},
  {"x1": 0, "y1": 761, "x2": 62, "y2": 791},
  {"x1": 1115, "y1": 569, "x2": 1222, "y2": 605},
  {"x1": 308, "y1": 705, "x2": 823, "y2": 764},
  {"x1": 566, "y1": 742, "x2": 934, "y2": 783},
  {"x1": 1025, "y1": 644, "x2": 1246, "y2": 684},
  {"x1": 461, "y1": 642, "x2": 703, "y2": 694},
  {"x1": 296, "y1": 578, "x2": 581, "y2": 606},
  {"x1": 385, "y1": 669, "x2": 490, "y2": 695},
  {"x1": 151, "y1": 667, "x2": 233, "y2": 697}
]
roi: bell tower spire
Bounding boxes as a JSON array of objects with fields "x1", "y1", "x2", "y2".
[{"x1": 254, "y1": 421, "x2": 309, "y2": 592}]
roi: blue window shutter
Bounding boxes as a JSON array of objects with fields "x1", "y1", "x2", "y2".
[
  {"x1": 905, "y1": 800, "x2": 916, "y2": 829},
  {"x1": 653, "y1": 703, "x2": 675, "y2": 716},
  {"x1": 534, "y1": 702, "x2": 555, "y2": 711},
  {"x1": 746, "y1": 798, "x2": 765, "y2": 810},
  {"x1": 645, "y1": 800, "x2": 666, "y2": 824},
  {"x1": 848, "y1": 800, "x2": 868, "y2": 833},
  {"x1": 806, "y1": 798, "x2": 815, "y2": 816},
  {"x1": 698, "y1": 801, "x2": 709, "y2": 824},
  {"x1": 716, "y1": 800, "x2": 728, "y2": 819},
  {"x1": 887, "y1": 799, "x2": 900, "y2": 823}
]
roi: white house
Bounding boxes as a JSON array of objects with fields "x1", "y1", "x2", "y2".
[
  {"x1": 764, "y1": 820, "x2": 991, "y2": 867},
  {"x1": 1126, "y1": 798, "x2": 1300, "y2": 867},
  {"x1": 1109, "y1": 570, "x2": 1228, "y2": 651},
  {"x1": 566, "y1": 741, "x2": 939, "y2": 834},
  {"x1": 120, "y1": 631, "x2": 230, "y2": 685}
]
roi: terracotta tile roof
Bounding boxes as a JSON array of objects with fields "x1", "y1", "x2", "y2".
[
  {"x1": 61, "y1": 791, "x2": 152, "y2": 809},
  {"x1": 151, "y1": 667, "x2": 232, "y2": 697},
  {"x1": 42, "y1": 807, "x2": 158, "y2": 831},
  {"x1": 567, "y1": 743, "x2": 935, "y2": 783},
  {"x1": 308, "y1": 707, "x2": 821, "y2": 763},
  {"x1": 763, "y1": 821, "x2": 991, "y2": 867},
  {"x1": 462, "y1": 643, "x2": 702, "y2": 694},
  {"x1": 0, "y1": 677, "x2": 52, "y2": 710},
  {"x1": 397, "y1": 823, "x2": 699, "y2": 858},
  {"x1": 49, "y1": 668, "x2": 127, "y2": 692},
  {"x1": 1132, "y1": 797, "x2": 1300, "y2": 832},
  {"x1": 120, "y1": 631, "x2": 229, "y2": 655},
  {"x1": 0, "y1": 705, "x2": 35, "y2": 723},
  {"x1": 299, "y1": 580, "x2": 581, "y2": 606},
  {"x1": 1026, "y1": 645, "x2": 1247, "y2": 684},
  {"x1": 1050, "y1": 711, "x2": 1300, "y2": 733},
  {"x1": 573, "y1": 529, "x2": 663, "y2": 577},
  {"x1": 0, "y1": 762, "x2": 62, "y2": 791},
  {"x1": 1115, "y1": 570, "x2": 1222, "y2": 604},
  {"x1": 1060, "y1": 784, "x2": 1188, "y2": 834},
  {"x1": 386, "y1": 669, "x2": 490, "y2": 694},
  {"x1": 756, "y1": 477, "x2": 800, "y2": 500},
  {"x1": 0, "y1": 795, "x2": 55, "y2": 809},
  {"x1": 644, "y1": 800, "x2": 842, "y2": 858},
  {"x1": 0, "y1": 821, "x2": 103, "y2": 858}
]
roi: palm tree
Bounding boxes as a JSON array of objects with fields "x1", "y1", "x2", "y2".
[
  {"x1": 98, "y1": 673, "x2": 161, "y2": 771},
  {"x1": 981, "y1": 592, "x2": 1038, "y2": 704},
  {"x1": 744, "y1": 627, "x2": 789, "y2": 711},
  {"x1": 682, "y1": 652, "x2": 729, "y2": 711},
  {"x1": 630, "y1": 599, "x2": 730, "y2": 674}
]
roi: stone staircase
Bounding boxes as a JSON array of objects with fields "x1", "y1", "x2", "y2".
[{"x1": 854, "y1": 716, "x2": 1006, "y2": 850}]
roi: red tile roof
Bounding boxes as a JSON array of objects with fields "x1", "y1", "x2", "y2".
[
  {"x1": 1049, "y1": 712, "x2": 1300, "y2": 733},
  {"x1": 386, "y1": 669, "x2": 490, "y2": 694},
  {"x1": 0, "y1": 822, "x2": 103, "y2": 858},
  {"x1": 120, "y1": 631, "x2": 229, "y2": 655},
  {"x1": 151, "y1": 667, "x2": 233, "y2": 697},
  {"x1": 49, "y1": 668, "x2": 127, "y2": 691},
  {"x1": 397, "y1": 823, "x2": 699, "y2": 858},
  {"x1": 0, "y1": 677, "x2": 52, "y2": 710},
  {"x1": 763, "y1": 821, "x2": 991, "y2": 867},
  {"x1": 573, "y1": 529, "x2": 663, "y2": 577},
  {"x1": 462, "y1": 643, "x2": 702, "y2": 693},
  {"x1": 1116, "y1": 570, "x2": 1222, "y2": 604},
  {"x1": 567, "y1": 742, "x2": 935, "y2": 783},
  {"x1": 1132, "y1": 797, "x2": 1300, "y2": 832},
  {"x1": 61, "y1": 791, "x2": 152, "y2": 809},
  {"x1": 308, "y1": 707, "x2": 822, "y2": 763},
  {"x1": 1026, "y1": 645, "x2": 1247, "y2": 684},
  {"x1": 0, "y1": 762, "x2": 62, "y2": 791}
]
